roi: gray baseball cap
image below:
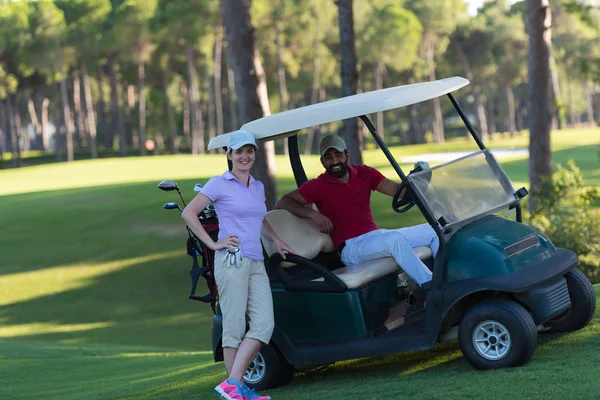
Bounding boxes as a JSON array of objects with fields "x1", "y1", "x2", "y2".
[
  {"x1": 227, "y1": 130, "x2": 258, "y2": 151},
  {"x1": 319, "y1": 135, "x2": 347, "y2": 156}
]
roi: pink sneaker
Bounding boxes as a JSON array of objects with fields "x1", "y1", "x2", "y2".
[
  {"x1": 243, "y1": 386, "x2": 271, "y2": 400},
  {"x1": 214, "y1": 380, "x2": 246, "y2": 400}
]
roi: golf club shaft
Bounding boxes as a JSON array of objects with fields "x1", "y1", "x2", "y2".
[{"x1": 177, "y1": 190, "x2": 187, "y2": 207}]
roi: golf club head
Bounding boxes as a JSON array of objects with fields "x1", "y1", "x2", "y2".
[
  {"x1": 158, "y1": 180, "x2": 179, "y2": 192},
  {"x1": 163, "y1": 202, "x2": 181, "y2": 211},
  {"x1": 194, "y1": 183, "x2": 204, "y2": 192}
]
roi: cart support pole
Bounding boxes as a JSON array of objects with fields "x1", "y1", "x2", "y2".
[
  {"x1": 447, "y1": 93, "x2": 486, "y2": 151},
  {"x1": 288, "y1": 134, "x2": 308, "y2": 187}
]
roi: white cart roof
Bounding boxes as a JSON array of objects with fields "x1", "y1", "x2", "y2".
[{"x1": 207, "y1": 76, "x2": 469, "y2": 150}]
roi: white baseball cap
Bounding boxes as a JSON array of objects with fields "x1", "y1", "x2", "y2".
[{"x1": 227, "y1": 130, "x2": 258, "y2": 151}]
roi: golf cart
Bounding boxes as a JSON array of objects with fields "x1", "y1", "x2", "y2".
[{"x1": 158, "y1": 77, "x2": 596, "y2": 390}]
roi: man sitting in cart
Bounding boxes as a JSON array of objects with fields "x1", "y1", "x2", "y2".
[{"x1": 276, "y1": 134, "x2": 438, "y2": 289}]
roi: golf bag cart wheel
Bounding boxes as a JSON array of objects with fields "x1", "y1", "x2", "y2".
[
  {"x1": 244, "y1": 343, "x2": 294, "y2": 391},
  {"x1": 544, "y1": 269, "x2": 596, "y2": 333},
  {"x1": 458, "y1": 299, "x2": 537, "y2": 370}
]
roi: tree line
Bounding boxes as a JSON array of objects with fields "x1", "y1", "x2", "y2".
[{"x1": 0, "y1": 0, "x2": 598, "y2": 205}]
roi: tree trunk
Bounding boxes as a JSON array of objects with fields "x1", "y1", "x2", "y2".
[
  {"x1": 485, "y1": 83, "x2": 496, "y2": 136},
  {"x1": 548, "y1": 52, "x2": 563, "y2": 130},
  {"x1": 214, "y1": 22, "x2": 225, "y2": 144},
  {"x1": 53, "y1": 93, "x2": 63, "y2": 162},
  {"x1": 407, "y1": 103, "x2": 420, "y2": 144},
  {"x1": 516, "y1": 98, "x2": 526, "y2": 132},
  {"x1": 314, "y1": 87, "x2": 326, "y2": 147},
  {"x1": 138, "y1": 61, "x2": 147, "y2": 155},
  {"x1": 304, "y1": 10, "x2": 321, "y2": 155},
  {"x1": 27, "y1": 98, "x2": 42, "y2": 149},
  {"x1": 73, "y1": 69, "x2": 85, "y2": 149},
  {"x1": 565, "y1": 71, "x2": 575, "y2": 127},
  {"x1": 108, "y1": 56, "x2": 127, "y2": 156},
  {"x1": 96, "y1": 67, "x2": 108, "y2": 151},
  {"x1": 274, "y1": 20, "x2": 290, "y2": 155},
  {"x1": 226, "y1": 64, "x2": 238, "y2": 131},
  {"x1": 15, "y1": 101, "x2": 27, "y2": 153},
  {"x1": 406, "y1": 77, "x2": 422, "y2": 144},
  {"x1": 594, "y1": 84, "x2": 600, "y2": 125},
  {"x1": 185, "y1": 42, "x2": 205, "y2": 155},
  {"x1": 82, "y1": 63, "x2": 98, "y2": 159},
  {"x1": 57, "y1": 39, "x2": 74, "y2": 162},
  {"x1": 375, "y1": 59, "x2": 384, "y2": 141},
  {"x1": 504, "y1": 85, "x2": 517, "y2": 137},
  {"x1": 0, "y1": 101, "x2": 5, "y2": 169},
  {"x1": 125, "y1": 84, "x2": 135, "y2": 148},
  {"x1": 6, "y1": 96, "x2": 20, "y2": 167},
  {"x1": 453, "y1": 40, "x2": 489, "y2": 140},
  {"x1": 337, "y1": 0, "x2": 362, "y2": 164},
  {"x1": 40, "y1": 98, "x2": 49, "y2": 151},
  {"x1": 162, "y1": 69, "x2": 177, "y2": 154},
  {"x1": 425, "y1": 34, "x2": 444, "y2": 143},
  {"x1": 181, "y1": 82, "x2": 191, "y2": 148},
  {"x1": 221, "y1": 0, "x2": 277, "y2": 209},
  {"x1": 526, "y1": 0, "x2": 553, "y2": 211},
  {"x1": 206, "y1": 59, "x2": 216, "y2": 153},
  {"x1": 583, "y1": 81, "x2": 596, "y2": 127}
]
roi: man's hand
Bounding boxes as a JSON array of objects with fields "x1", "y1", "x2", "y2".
[{"x1": 309, "y1": 211, "x2": 333, "y2": 233}]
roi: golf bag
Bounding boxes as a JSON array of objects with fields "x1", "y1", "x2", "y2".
[{"x1": 186, "y1": 216, "x2": 219, "y2": 314}]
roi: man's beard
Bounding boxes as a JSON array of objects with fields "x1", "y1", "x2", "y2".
[{"x1": 327, "y1": 161, "x2": 349, "y2": 179}]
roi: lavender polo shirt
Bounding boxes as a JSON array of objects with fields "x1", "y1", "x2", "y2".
[{"x1": 200, "y1": 171, "x2": 267, "y2": 261}]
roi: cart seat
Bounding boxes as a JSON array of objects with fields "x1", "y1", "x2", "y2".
[{"x1": 262, "y1": 210, "x2": 432, "y2": 289}]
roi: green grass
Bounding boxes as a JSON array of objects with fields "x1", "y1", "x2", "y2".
[{"x1": 1, "y1": 127, "x2": 599, "y2": 399}]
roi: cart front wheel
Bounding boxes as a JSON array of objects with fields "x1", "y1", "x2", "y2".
[
  {"x1": 244, "y1": 343, "x2": 293, "y2": 391},
  {"x1": 545, "y1": 269, "x2": 596, "y2": 333},
  {"x1": 459, "y1": 299, "x2": 537, "y2": 370}
]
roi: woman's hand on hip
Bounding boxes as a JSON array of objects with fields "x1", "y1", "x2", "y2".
[{"x1": 212, "y1": 234, "x2": 240, "y2": 251}]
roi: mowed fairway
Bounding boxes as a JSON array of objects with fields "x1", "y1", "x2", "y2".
[{"x1": 1, "y1": 128, "x2": 599, "y2": 400}]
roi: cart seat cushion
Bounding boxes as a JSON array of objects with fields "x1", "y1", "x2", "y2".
[
  {"x1": 314, "y1": 247, "x2": 430, "y2": 289},
  {"x1": 261, "y1": 210, "x2": 335, "y2": 264}
]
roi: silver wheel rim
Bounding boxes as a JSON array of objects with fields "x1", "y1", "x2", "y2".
[
  {"x1": 472, "y1": 320, "x2": 511, "y2": 361},
  {"x1": 244, "y1": 352, "x2": 266, "y2": 384}
]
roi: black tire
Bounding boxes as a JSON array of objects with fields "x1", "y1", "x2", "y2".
[
  {"x1": 545, "y1": 269, "x2": 596, "y2": 333},
  {"x1": 244, "y1": 343, "x2": 294, "y2": 391},
  {"x1": 458, "y1": 299, "x2": 537, "y2": 370}
]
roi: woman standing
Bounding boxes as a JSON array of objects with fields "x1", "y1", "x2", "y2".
[{"x1": 182, "y1": 130, "x2": 293, "y2": 400}]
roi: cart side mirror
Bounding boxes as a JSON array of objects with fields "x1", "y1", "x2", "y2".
[{"x1": 515, "y1": 187, "x2": 528, "y2": 199}]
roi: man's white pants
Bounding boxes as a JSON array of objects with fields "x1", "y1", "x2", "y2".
[{"x1": 340, "y1": 223, "x2": 439, "y2": 286}]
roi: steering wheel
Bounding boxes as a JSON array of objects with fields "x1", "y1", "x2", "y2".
[{"x1": 392, "y1": 163, "x2": 433, "y2": 214}]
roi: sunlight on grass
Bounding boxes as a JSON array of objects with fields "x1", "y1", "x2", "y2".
[
  {"x1": 0, "y1": 128, "x2": 597, "y2": 197},
  {"x1": 116, "y1": 350, "x2": 213, "y2": 358},
  {"x1": 0, "y1": 322, "x2": 114, "y2": 339},
  {"x1": 0, "y1": 251, "x2": 180, "y2": 307}
]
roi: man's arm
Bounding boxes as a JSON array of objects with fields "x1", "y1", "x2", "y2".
[
  {"x1": 275, "y1": 189, "x2": 313, "y2": 218},
  {"x1": 276, "y1": 189, "x2": 333, "y2": 233},
  {"x1": 376, "y1": 178, "x2": 406, "y2": 198}
]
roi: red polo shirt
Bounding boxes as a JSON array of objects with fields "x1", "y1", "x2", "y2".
[{"x1": 298, "y1": 165, "x2": 386, "y2": 249}]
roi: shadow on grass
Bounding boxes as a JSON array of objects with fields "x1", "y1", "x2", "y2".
[{"x1": 0, "y1": 172, "x2": 430, "y2": 353}]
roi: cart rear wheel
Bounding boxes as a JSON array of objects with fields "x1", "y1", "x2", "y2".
[
  {"x1": 545, "y1": 269, "x2": 596, "y2": 333},
  {"x1": 244, "y1": 344, "x2": 293, "y2": 391},
  {"x1": 459, "y1": 299, "x2": 537, "y2": 370}
]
